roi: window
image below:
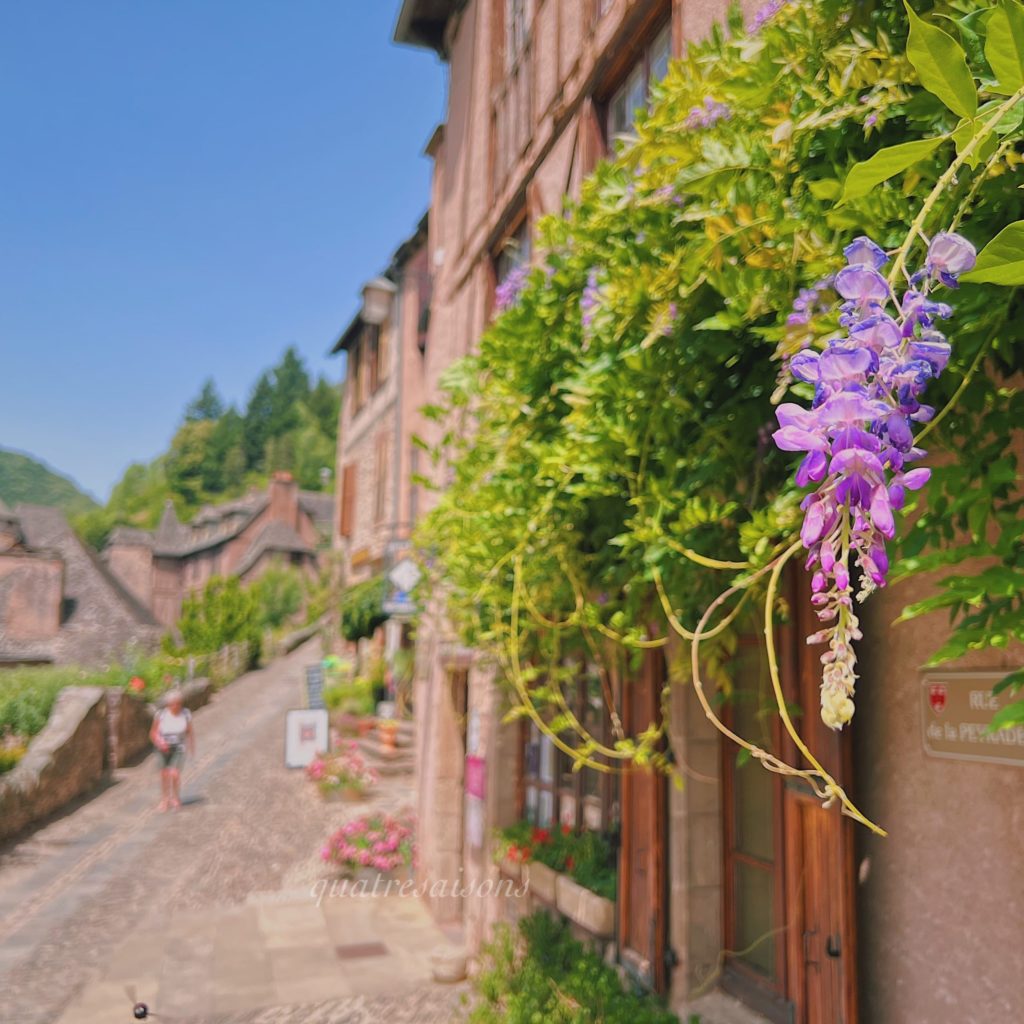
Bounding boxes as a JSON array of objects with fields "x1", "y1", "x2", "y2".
[
  {"x1": 366, "y1": 324, "x2": 381, "y2": 395},
  {"x1": 494, "y1": 216, "x2": 532, "y2": 301},
  {"x1": 606, "y1": 22, "x2": 672, "y2": 141},
  {"x1": 522, "y1": 672, "x2": 618, "y2": 832},
  {"x1": 505, "y1": 0, "x2": 530, "y2": 68},
  {"x1": 350, "y1": 343, "x2": 364, "y2": 412}
]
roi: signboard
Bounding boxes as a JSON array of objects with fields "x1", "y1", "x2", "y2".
[
  {"x1": 388, "y1": 557, "x2": 422, "y2": 592},
  {"x1": 382, "y1": 593, "x2": 417, "y2": 616},
  {"x1": 305, "y1": 664, "x2": 325, "y2": 710},
  {"x1": 921, "y1": 671, "x2": 1024, "y2": 768},
  {"x1": 384, "y1": 558, "x2": 421, "y2": 617},
  {"x1": 285, "y1": 709, "x2": 329, "y2": 768}
]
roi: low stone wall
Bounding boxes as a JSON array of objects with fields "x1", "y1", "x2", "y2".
[
  {"x1": 107, "y1": 678, "x2": 213, "y2": 769},
  {"x1": 0, "y1": 678, "x2": 217, "y2": 842},
  {"x1": 0, "y1": 687, "x2": 108, "y2": 843}
]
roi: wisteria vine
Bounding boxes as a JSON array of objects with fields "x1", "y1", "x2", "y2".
[{"x1": 773, "y1": 231, "x2": 976, "y2": 729}]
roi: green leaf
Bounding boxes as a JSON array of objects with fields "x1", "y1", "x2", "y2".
[
  {"x1": 808, "y1": 178, "x2": 842, "y2": 200},
  {"x1": 961, "y1": 220, "x2": 1024, "y2": 284},
  {"x1": 839, "y1": 136, "x2": 946, "y2": 204},
  {"x1": 987, "y1": 698, "x2": 1024, "y2": 733},
  {"x1": 985, "y1": 0, "x2": 1024, "y2": 95},
  {"x1": 993, "y1": 667, "x2": 1024, "y2": 696},
  {"x1": 904, "y1": 1, "x2": 978, "y2": 119}
]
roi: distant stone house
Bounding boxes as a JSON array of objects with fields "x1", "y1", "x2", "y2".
[
  {"x1": 103, "y1": 473, "x2": 332, "y2": 628},
  {"x1": 0, "y1": 499, "x2": 160, "y2": 667}
]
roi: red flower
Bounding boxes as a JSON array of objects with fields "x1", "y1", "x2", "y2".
[
  {"x1": 531, "y1": 827, "x2": 551, "y2": 845},
  {"x1": 561, "y1": 823, "x2": 572, "y2": 836},
  {"x1": 520, "y1": 844, "x2": 532, "y2": 861},
  {"x1": 129, "y1": 676, "x2": 145, "y2": 693},
  {"x1": 566, "y1": 855, "x2": 575, "y2": 871}
]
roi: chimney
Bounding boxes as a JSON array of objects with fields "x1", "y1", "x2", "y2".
[{"x1": 269, "y1": 471, "x2": 299, "y2": 529}]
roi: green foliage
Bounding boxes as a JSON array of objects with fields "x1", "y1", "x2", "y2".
[
  {"x1": 417, "y1": 0, "x2": 1024, "y2": 751},
  {"x1": 323, "y1": 677, "x2": 375, "y2": 716},
  {"x1": 169, "y1": 576, "x2": 261, "y2": 659},
  {"x1": 471, "y1": 913, "x2": 677, "y2": 1024},
  {"x1": 339, "y1": 576, "x2": 390, "y2": 643},
  {"x1": 0, "y1": 448, "x2": 97, "y2": 516},
  {"x1": 251, "y1": 567, "x2": 305, "y2": 631},
  {"x1": 0, "y1": 655, "x2": 185, "y2": 743}
]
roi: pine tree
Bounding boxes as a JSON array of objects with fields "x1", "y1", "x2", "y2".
[{"x1": 184, "y1": 378, "x2": 225, "y2": 422}]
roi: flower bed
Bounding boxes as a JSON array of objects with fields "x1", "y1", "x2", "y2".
[
  {"x1": 321, "y1": 813, "x2": 415, "y2": 877},
  {"x1": 306, "y1": 742, "x2": 377, "y2": 799}
]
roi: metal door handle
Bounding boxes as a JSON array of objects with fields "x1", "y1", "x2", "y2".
[{"x1": 826, "y1": 934, "x2": 842, "y2": 958}]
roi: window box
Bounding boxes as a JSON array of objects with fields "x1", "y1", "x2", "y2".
[
  {"x1": 498, "y1": 854, "x2": 522, "y2": 882},
  {"x1": 555, "y1": 873, "x2": 616, "y2": 938},
  {"x1": 523, "y1": 860, "x2": 557, "y2": 903}
]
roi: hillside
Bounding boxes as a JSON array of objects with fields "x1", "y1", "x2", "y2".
[{"x1": 0, "y1": 448, "x2": 98, "y2": 516}]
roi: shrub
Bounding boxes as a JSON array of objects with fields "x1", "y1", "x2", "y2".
[
  {"x1": 323, "y1": 677, "x2": 375, "y2": 716},
  {"x1": 168, "y1": 575, "x2": 261, "y2": 658},
  {"x1": 471, "y1": 912, "x2": 677, "y2": 1024},
  {"x1": 251, "y1": 567, "x2": 304, "y2": 630},
  {"x1": 339, "y1": 575, "x2": 389, "y2": 642}
]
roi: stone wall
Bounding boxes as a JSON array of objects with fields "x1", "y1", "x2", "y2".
[
  {"x1": 0, "y1": 678, "x2": 215, "y2": 842},
  {"x1": 0, "y1": 686, "x2": 108, "y2": 843}
]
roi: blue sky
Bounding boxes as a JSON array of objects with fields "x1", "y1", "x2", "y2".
[{"x1": 0, "y1": 1, "x2": 445, "y2": 500}]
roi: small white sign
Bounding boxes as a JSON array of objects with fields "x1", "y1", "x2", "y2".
[
  {"x1": 388, "y1": 557, "x2": 422, "y2": 594},
  {"x1": 285, "y1": 709, "x2": 329, "y2": 768}
]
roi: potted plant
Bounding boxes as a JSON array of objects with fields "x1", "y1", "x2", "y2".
[
  {"x1": 321, "y1": 813, "x2": 415, "y2": 879},
  {"x1": 377, "y1": 718, "x2": 399, "y2": 751},
  {"x1": 306, "y1": 744, "x2": 378, "y2": 800}
]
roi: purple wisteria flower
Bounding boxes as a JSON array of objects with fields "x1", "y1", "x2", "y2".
[
  {"x1": 773, "y1": 230, "x2": 975, "y2": 730},
  {"x1": 581, "y1": 268, "x2": 602, "y2": 333},
  {"x1": 495, "y1": 264, "x2": 529, "y2": 312},
  {"x1": 749, "y1": 0, "x2": 788, "y2": 32},
  {"x1": 685, "y1": 96, "x2": 731, "y2": 130}
]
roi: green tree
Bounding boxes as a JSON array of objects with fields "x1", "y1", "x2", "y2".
[
  {"x1": 243, "y1": 372, "x2": 276, "y2": 471},
  {"x1": 268, "y1": 346, "x2": 312, "y2": 438},
  {"x1": 165, "y1": 420, "x2": 216, "y2": 510},
  {"x1": 184, "y1": 378, "x2": 225, "y2": 422}
]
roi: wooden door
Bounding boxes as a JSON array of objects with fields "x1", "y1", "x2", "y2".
[
  {"x1": 619, "y1": 651, "x2": 667, "y2": 992},
  {"x1": 780, "y1": 570, "x2": 858, "y2": 1024},
  {"x1": 723, "y1": 570, "x2": 858, "y2": 1024}
]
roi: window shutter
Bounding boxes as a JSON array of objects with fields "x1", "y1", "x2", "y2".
[{"x1": 339, "y1": 463, "x2": 357, "y2": 538}]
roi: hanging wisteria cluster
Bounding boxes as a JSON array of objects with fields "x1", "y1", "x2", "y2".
[{"x1": 772, "y1": 231, "x2": 976, "y2": 729}]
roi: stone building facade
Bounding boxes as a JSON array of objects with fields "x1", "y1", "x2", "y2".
[
  {"x1": 332, "y1": 217, "x2": 430, "y2": 589},
  {"x1": 103, "y1": 473, "x2": 331, "y2": 628},
  {"x1": 0, "y1": 500, "x2": 160, "y2": 667},
  {"x1": 327, "y1": 4, "x2": 1024, "y2": 1023}
]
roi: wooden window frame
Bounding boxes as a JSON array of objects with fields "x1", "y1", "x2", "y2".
[
  {"x1": 518, "y1": 669, "x2": 617, "y2": 833},
  {"x1": 596, "y1": 5, "x2": 672, "y2": 151}
]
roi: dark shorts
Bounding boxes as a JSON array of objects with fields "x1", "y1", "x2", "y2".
[{"x1": 157, "y1": 745, "x2": 185, "y2": 770}]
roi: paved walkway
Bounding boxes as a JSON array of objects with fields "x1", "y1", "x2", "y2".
[{"x1": 0, "y1": 640, "x2": 468, "y2": 1024}]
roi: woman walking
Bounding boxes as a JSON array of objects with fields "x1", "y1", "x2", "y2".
[{"x1": 150, "y1": 690, "x2": 195, "y2": 812}]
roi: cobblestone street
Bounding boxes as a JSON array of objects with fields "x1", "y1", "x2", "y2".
[{"x1": 0, "y1": 640, "x2": 469, "y2": 1024}]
